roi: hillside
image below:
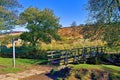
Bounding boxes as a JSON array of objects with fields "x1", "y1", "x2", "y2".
[
  {"x1": 0, "y1": 26, "x2": 104, "y2": 49},
  {"x1": 0, "y1": 27, "x2": 84, "y2": 38},
  {"x1": 58, "y1": 27, "x2": 83, "y2": 38},
  {"x1": 0, "y1": 31, "x2": 23, "y2": 39}
]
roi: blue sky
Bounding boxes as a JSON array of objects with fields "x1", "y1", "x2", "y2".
[{"x1": 14, "y1": 0, "x2": 88, "y2": 31}]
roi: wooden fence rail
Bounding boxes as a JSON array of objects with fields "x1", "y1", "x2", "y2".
[{"x1": 47, "y1": 46, "x2": 106, "y2": 65}]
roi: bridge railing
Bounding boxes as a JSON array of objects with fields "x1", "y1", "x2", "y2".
[{"x1": 47, "y1": 46, "x2": 106, "y2": 65}]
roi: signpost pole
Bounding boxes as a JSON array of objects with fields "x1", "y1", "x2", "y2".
[
  {"x1": 12, "y1": 39, "x2": 15, "y2": 68},
  {"x1": 12, "y1": 38, "x2": 18, "y2": 68}
]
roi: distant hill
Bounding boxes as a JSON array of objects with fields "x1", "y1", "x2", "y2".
[
  {"x1": 58, "y1": 26, "x2": 83, "y2": 38},
  {"x1": 0, "y1": 31, "x2": 23, "y2": 39},
  {"x1": 0, "y1": 26, "x2": 84, "y2": 38},
  {"x1": 0, "y1": 26, "x2": 105, "y2": 49}
]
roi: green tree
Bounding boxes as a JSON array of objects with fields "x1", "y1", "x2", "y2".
[
  {"x1": 0, "y1": 0, "x2": 21, "y2": 31},
  {"x1": 83, "y1": 0, "x2": 120, "y2": 46},
  {"x1": 20, "y1": 7, "x2": 61, "y2": 48},
  {"x1": 87, "y1": 0, "x2": 120, "y2": 24},
  {"x1": 71, "y1": 21, "x2": 77, "y2": 27},
  {"x1": 0, "y1": 35, "x2": 19, "y2": 45}
]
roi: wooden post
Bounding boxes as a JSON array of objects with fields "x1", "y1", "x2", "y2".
[
  {"x1": 83, "y1": 47, "x2": 86, "y2": 64},
  {"x1": 65, "y1": 50, "x2": 68, "y2": 65},
  {"x1": 50, "y1": 51, "x2": 54, "y2": 65},
  {"x1": 77, "y1": 48, "x2": 80, "y2": 60},
  {"x1": 74, "y1": 49, "x2": 77, "y2": 63},
  {"x1": 90, "y1": 47, "x2": 92, "y2": 57},
  {"x1": 95, "y1": 47, "x2": 99, "y2": 64}
]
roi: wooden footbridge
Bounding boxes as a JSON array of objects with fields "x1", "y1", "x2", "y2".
[{"x1": 47, "y1": 46, "x2": 106, "y2": 65}]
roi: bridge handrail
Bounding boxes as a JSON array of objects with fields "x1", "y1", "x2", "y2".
[{"x1": 47, "y1": 46, "x2": 106, "y2": 65}]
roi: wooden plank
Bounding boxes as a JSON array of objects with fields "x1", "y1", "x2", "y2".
[{"x1": 47, "y1": 46, "x2": 106, "y2": 65}]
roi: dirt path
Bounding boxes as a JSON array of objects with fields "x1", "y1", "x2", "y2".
[
  {"x1": 20, "y1": 73, "x2": 52, "y2": 80},
  {"x1": 0, "y1": 65, "x2": 54, "y2": 80},
  {"x1": 20, "y1": 65, "x2": 67, "y2": 80}
]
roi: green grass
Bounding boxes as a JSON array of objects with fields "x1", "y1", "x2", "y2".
[
  {"x1": 72, "y1": 64, "x2": 120, "y2": 72},
  {"x1": 1, "y1": 68, "x2": 21, "y2": 73},
  {"x1": 71, "y1": 64, "x2": 120, "y2": 78},
  {"x1": 72, "y1": 64, "x2": 102, "y2": 70},
  {"x1": 0, "y1": 57, "x2": 47, "y2": 74},
  {"x1": 106, "y1": 46, "x2": 120, "y2": 53}
]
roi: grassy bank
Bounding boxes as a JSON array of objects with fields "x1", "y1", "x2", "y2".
[
  {"x1": 0, "y1": 57, "x2": 46, "y2": 74},
  {"x1": 72, "y1": 64, "x2": 120, "y2": 72},
  {"x1": 69, "y1": 64, "x2": 120, "y2": 79},
  {"x1": 46, "y1": 64, "x2": 120, "y2": 80}
]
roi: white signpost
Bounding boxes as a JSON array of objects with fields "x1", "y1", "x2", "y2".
[{"x1": 12, "y1": 38, "x2": 18, "y2": 68}]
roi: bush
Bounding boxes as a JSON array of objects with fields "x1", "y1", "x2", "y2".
[{"x1": 0, "y1": 45, "x2": 48, "y2": 59}]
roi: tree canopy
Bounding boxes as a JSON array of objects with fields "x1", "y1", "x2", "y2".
[
  {"x1": 87, "y1": 0, "x2": 120, "y2": 24},
  {"x1": 71, "y1": 21, "x2": 77, "y2": 27},
  {"x1": 0, "y1": 0, "x2": 22, "y2": 31},
  {"x1": 83, "y1": 0, "x2": 120, "y2": 46},
  {"x1": 20, "y1": 7, "x2": 61, "y2": 47}
]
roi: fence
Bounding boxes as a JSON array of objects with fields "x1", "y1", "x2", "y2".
[{"x1": 47, "y1": 46, "x2": 106, "y2": 65}]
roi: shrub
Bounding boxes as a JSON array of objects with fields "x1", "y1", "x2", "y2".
[{"x1": 0, "y1": 45, "x2": 48, "y2": 59}]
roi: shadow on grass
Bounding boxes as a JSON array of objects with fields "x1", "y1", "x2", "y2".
[{"x1": 45, "y1": 67, "x2": 71, "y2": 80}]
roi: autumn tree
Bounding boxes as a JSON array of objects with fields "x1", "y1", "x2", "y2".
[
  {"x1": 83, "y1": 0, "x2": 120, "y2": 46},
  {"x1": 20, "y1": 7, "x2": 61, "y2": 48},
  {"x1": 0, "y1": 0, "x2": 22, "y2": 31}
]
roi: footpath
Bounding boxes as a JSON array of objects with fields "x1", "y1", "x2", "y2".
[{"x1": 0, "y1": 65, "x2": 53, "y2": 80}]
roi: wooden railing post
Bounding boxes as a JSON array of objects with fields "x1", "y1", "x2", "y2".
[
  {"x1": 64, "y1": 50, "x2": 68, "y2": 65},
  {"x1": 82, "y1": 47, "x2": 87, "y2": 64}
]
